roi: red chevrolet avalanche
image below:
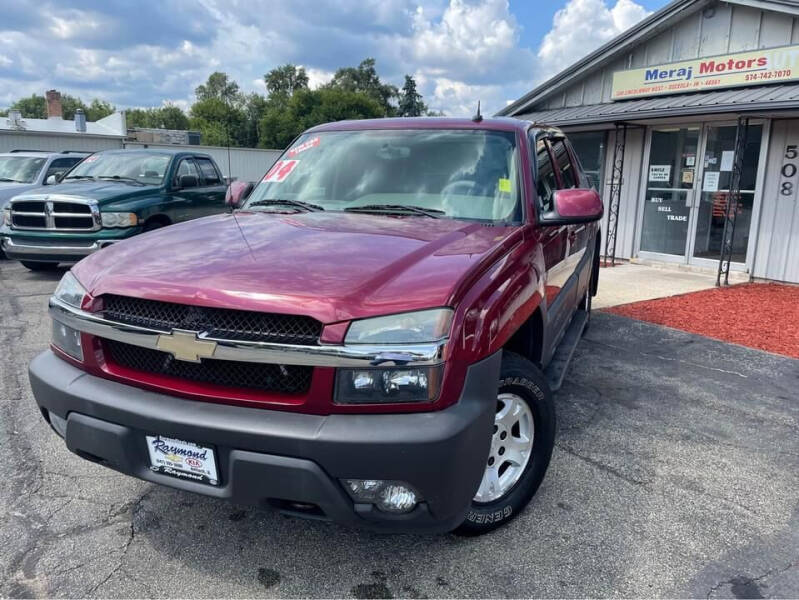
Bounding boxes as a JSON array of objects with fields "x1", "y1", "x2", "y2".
[{"x1": 31, "y1": 117, "x2": 602, "y2": 535}]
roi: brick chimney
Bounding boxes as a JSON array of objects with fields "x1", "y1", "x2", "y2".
[{"x1": 45, "y1": 89, "x2": 62, "y2": 119}]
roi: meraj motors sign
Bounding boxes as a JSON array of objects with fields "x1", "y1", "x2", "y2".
[{"x1": 611, "y1": 44, "x2": 799, "y2": 100}]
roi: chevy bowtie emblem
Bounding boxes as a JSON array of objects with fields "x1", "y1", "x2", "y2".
[{"x1": 156, "y1": 329, "x2": 217, "y2": 363}]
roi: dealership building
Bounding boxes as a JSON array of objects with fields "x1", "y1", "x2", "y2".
[{"x1": 500, "y1": 0, "x2": 799, "y2": 284}]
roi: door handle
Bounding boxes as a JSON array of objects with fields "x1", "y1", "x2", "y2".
[{"x1": 685, "y1": 189, "x2": 694, "y2": 207}]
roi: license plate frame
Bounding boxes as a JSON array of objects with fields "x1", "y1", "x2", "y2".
[{"x1": 145, "y1": 435, "x2": 219, "y2": 486}]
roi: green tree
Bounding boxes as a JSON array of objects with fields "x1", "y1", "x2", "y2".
[
  {"x1": 9, "y1": 94, "x2": 47, "y2": 119},
  {"x1": 126, "y1": 105, "x2": 189, "y2": 130},
  {"x1": 190, "y1": 96, "x2": 246, "y2": 147},
  {"x1": 397, "y1": 75, "x2": 427, "y2": 117},
  {"x1": 195, "y1": 72, "x2": 241, "y2": 105},
  {"x1": 264, "y1": 64, "x2": 309, "y2": 99},
  {"x1": 85, "y1": 98, "x2": 115, "y2": 121},
  {"x1": 258, "y1": 87, "x2": 383, "y2": 149},
  {"x1": 326, "y1": 58, "x2": 398, "y2": 116}
]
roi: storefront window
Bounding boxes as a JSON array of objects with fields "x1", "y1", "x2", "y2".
[{"x1": 568, "y1": 131, "x2": 606, "y2": 190}]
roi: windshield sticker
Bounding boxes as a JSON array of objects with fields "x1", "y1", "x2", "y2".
[
  {"x1": 84, "y1": 155, "x2": 99, "y2": 163},
  {"x1": 288, "y1": 137, "x2": 320, "y2": 157},
  {"x1": 498, "y1": 178, "x2": 512, "y2": 193},
  {"x1": 263, "y1": 160, "x2": 300, "y2": 183}
]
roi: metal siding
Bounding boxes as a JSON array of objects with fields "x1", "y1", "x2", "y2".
[
  {"x1": 699, "y1": 3, "x2": 733, "y2": 56},
  {"x1": 753, "y1": 119, "x2": 799, "y2": 282},
  {"x1": 758, "y1": 10, "x2": 793, "y2": 47},
  {"x1": 565, "y1": 82, "x2": 584, "y2": 107},
  {"x1": 672, "y1": 12, "x2": 702, "y2": 59},
  {"x1": 646, "y1": 29, "x2": 674, "y2": 64},
  {"x1": 0, "y1": 132, "x2": 122, "y2": 153},
  {"x1": 583, "y1": 71, "x2": 605, "y2": 105},
  {"x1": 123, "y1": 142, "x2": 281, "y2": 182},
  {"x1": 728, "y1": 4, "x2": 762, "y2": 51}
]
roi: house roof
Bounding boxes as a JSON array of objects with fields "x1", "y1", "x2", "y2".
[
  {"x1": 497, "y1": 0, "x2": 799, "y2": 118},
  {"x1": 516, "y1": 82, "x2": 799, "y2": 127},
  {"x1": 0, "y1": 112, "x2": 126, "y2": 138}
]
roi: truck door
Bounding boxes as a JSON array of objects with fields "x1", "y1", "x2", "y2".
[
  {"x1": 194, "y1": 157, "x2": 227, "y2": 216},
  {"x1": 550, "y1": 137, "x2": 592, "y2": 305},
  {"x1": 534, "y1": 134, "x2": 572, "y2": 344},
  {"x1": 170, "y1": 157, "x2": 204, "y2": 222}
]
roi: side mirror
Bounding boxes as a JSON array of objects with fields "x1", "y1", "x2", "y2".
[
  {"x1": 46, "y1": 174, "x2": 58, "y2": 185},
  {"x1": 225, "y1": 180, "x2": 254, "y2": 209},
  {"x1": 540, "y1": 188, "x2": 603, "y2": 225},
  {"x1": 178, "y1": 174, "x2": 199, "y2": 189}
]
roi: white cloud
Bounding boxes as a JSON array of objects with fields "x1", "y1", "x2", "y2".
[
  {"x1": 536, "y1": 0, "x2": 651, "y2": 82},
  {"x1": 304, "y1": 67, "x2": 335, "y2": 90}
]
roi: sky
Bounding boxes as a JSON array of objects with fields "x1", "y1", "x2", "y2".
[{"x1": 0, "y1": 0, "x2": 669, "y2": 117}]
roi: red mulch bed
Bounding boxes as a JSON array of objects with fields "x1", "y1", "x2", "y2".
[{"x1": 604, "y1": 283, "x2": 799, "y2": 359}]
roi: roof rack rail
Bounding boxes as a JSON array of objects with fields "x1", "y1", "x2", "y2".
[
  {"x1": 60, "y1": 150, "x2": 90, "y2": 154},
  {"x1": 9, "y1": 149, "x2": 50, "y2": 153}
]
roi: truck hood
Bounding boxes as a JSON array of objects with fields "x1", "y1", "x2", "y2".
[
  {"x1": 0, "y1": 182, "x2": 37, "y2": 207},
  {"x1": 12, "y1": 181, "x2": 159, "y2": 206},
  {"x1": 73, "y1": 211, "x2": 520, "y2": 324}
]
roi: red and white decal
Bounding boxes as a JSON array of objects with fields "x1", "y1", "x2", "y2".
[
  {"x1": 84, "y1": 155, "x2": 99, "y2": 163},
  {"x1": 262, "y1": 160, "x2": 300, "y2": 183},
  {"x1": 287, "y1": 136, "x2": 320, "y2": 157}
]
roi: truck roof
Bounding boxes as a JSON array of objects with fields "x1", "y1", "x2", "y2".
[
  {"x1": 97, "y1": 148, "x2": 215, "y2": 159},
  {"x1": 307, "y1": 116, "x2": 561, "y2": 137}
]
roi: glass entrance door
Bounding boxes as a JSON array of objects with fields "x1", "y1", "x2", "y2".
[
  {"x1": 638, "y1": 123, "x2": 764, "y2": 266},
  {"x1": 639, "y1": 127, "x2": 700, "y2": 259},
  {"x1": 690, "y1": 124, "x2": 762, "y2": 264}
]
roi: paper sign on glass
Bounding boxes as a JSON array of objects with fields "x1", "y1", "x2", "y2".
[
  {"x1": 703, "y1": 171, "x2": 720, "y2": 192},
  {"x1": 263, "y1": 160, "x2": 299, "y2": 183},
  {"x1": 649, "y1": 165, "x2": 671, "y2": 182},
  {"x1": 720, "y1": 151, "x2": 735, "y2": 172}
]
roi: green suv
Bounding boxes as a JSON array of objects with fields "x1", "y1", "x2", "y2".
[{"x1": 0, "y1": 149, "x2": 227, "y2": 270}]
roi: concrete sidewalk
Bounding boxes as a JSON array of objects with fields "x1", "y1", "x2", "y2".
[{"x1": 593, "y1": 262, "x2": 746, "y2": 308}]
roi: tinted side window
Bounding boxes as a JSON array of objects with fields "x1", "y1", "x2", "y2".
[
  {"x1": 175, "y1": 158, "x2": 200, "y2": 184},
  {"x1": 196, "y1": 158, "x2": 221, "y2": 185},
  {"x1": 551, "y1": 139, "x2": 577, "y2": 189},
  {"x1": 535, "y1": 139, "x2": 558, "y2": 212},
  {"x1": 45, "y1": 157, "x2": 81, "y2": 181}
]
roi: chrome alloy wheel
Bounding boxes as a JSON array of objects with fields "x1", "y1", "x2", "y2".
[{"x1": 474, "y1": 393, "x2": 534, "y2": 503}]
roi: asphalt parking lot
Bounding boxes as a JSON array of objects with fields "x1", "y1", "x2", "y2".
[{"x1": 1, "y1": 258, "x2": 797, "y2": 599}]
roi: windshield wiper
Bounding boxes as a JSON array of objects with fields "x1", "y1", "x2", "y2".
[
  {"x1": 97, "y1": 175, "x2": 145, "y2": 186},
  {"x1": 344, "y1": 204, "x2": 444, "y2": 218},
  {"x1": 247, "y1": 199, "x2": 325, "y2": 212},
  {"x1": 64, "y1": 175, "x2": 96, "y2": 181},
  {"x1": 0, "y1": 177, "x2": 24, "y2": 183}
]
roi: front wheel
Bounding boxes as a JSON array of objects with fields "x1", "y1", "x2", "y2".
[
  {"x1": 456, "y1": 352, "x2": 556, "y2": 535},
  {"x1": 21, "y1": 261, "x2": 59, "y2": 271}
]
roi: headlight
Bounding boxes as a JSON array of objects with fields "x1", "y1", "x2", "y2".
[
  {"x1": 335, "y1": 365, "x2": 443, "y2": 404},
  {"x1": 53, "y1": 271, "x2": 88, "y2": 308},
  {"x1": 52, "y1": 320, "x2": 83, "y2": 361},
  {"x1": 345, "y1": 308, "x2": 453, "y2": 344},
  {"x1": 101, "y1": 212, "x2": 138, "y2": 228}
]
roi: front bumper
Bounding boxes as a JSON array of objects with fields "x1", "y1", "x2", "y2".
[
  {"x1": 30, "y1": 350, "x2": 500, "y2": 533},
  {"x1": 1, "y1": 236, "x2": 106, "y2": 262}
]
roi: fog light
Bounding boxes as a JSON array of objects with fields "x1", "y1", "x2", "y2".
[
  {"x1": 51, "y1": 320, "x2": 83, "y2": 361},
  {"x1": 342, "y1": 479, "x2": 420, "y2": 514},
  {"x1": 377, "y1": 484, "x2": 417, "y2": 514}
]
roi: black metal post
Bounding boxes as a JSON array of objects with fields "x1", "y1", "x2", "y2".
[
  {"x1": 603, "y1": 123, "x2": 627, "y2": 267},
  {"x1": 716, "y1": 117, "x2": 749, "y2": 286}
]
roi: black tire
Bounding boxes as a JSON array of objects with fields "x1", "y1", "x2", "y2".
[
  {"x1": 455, "y1": 351, "x2": 556, "y2": 536},
  {"x1": 21, "y1": 261, "x2": 59, "y2": 271},
  {"x1": 144, "y1": 220, "x2": 166, "y2": 232}
]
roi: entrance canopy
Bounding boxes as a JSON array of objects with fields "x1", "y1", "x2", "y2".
[{"x1": 517, "y1": 83, "x2": 799, "y2": 128}]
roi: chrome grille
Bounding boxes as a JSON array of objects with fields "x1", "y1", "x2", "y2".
[
  {"x1": 101, "y1": 295, "x2": 323, "y2": 345},
  {"x1": 10, "y1": 198, "x2": 98, "y2": 231}
]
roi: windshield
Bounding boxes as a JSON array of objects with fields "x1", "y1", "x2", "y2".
[
  {"x1": 65, "y1": 152, "x2": 171, "y2": 185},
  {"x1": 244, "y1": 129, "x2": 522, "y2": 222},
  {"x1": 0, "y1": 156, "x2": 46, "y2": 183}
]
